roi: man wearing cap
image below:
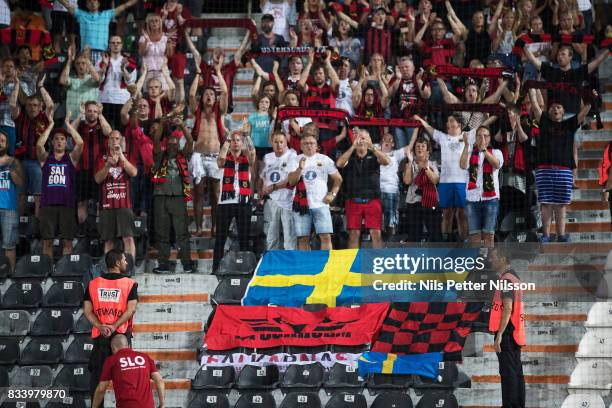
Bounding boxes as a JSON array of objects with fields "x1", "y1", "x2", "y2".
[
  {"x1": 528, "y1": 88, "x2": 592, "y2": 243},
  {"x1": 254, "y1": 13, "x2": 288, "y2": 73}
]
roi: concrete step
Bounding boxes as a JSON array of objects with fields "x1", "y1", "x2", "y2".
[
  {"x1": 136, "y1": 303, "x2": 213, "y2": 324},
  {"x1": 566, "y1": 210, "x2": 610, "y2": 222},
  {"x1": 134, "y1": 273, "x2": 218, "y2": 296},
  {"x1": 461, "y1": 355, "x2": 576, "y2": 377},
  {"x1": 133, "y1": 322, "x2": 203, "y2": 349},
  {"x1": 456, "y1": 385, "x2": 567, "y2": 408}
]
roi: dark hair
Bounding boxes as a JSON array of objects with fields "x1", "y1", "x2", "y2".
[
  {"x1": 51, "y1": 128, "x2": 69, "y2": 140},
  {"x1": 16, "y1": 45, "x2": 32, "y2": 55},
  {"x1": 105, "y1": 249, "x2": 125, "y2": 269},
  {"x1": 413, "y1": 136, "x2": 432, "y2": 152}
]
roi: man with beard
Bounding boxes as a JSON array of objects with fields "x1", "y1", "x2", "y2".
[
  {"x1": 36, "y1": 114, "x2": 84, "y2": 260},
  {"x1": 0, "y1": 130, "x2": 23, "y2": 272},
  {"x1": 150, "y1": 118, "x2": 195, "y2": 274},
  {"x1": 254, "y1": 14, "x2": 287, "y2": 73}
]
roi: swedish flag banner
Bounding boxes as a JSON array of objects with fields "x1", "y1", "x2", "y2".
[
  {"x1": 357, "y1": 351, "x2": 443, "y2": 378},
  {"x1": 242, "y1": 248, "x2": 485, "y2": 307}
]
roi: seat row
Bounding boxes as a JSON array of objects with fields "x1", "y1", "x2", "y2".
[
  {"x1": 0, "y1": 308, "x2": 91, "y2": 337},
  {"x1": 0, "y1": 254, "x2": 92, "y2": 280},
  {"x1": 0, "y1": 363, "x2": 90, "y2": 392},
  {"x1": 0, "y1": 279, "x2": 84, "y2": 309},
  {"x1": 192, "y1": 363, "x2": 468, "y2": 393},
  {"x1": 0, "y1": 394, "x2": 89, "y2": 408},
  {"x1": 0, "y1": 335, "x2": 93, "y2": 365},
  {"x1": 188, "y1": 390, "x2": 459, "y2": 408}
]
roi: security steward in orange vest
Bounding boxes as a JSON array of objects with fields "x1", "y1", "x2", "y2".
[
  {"x1": 488, "y1": 248, "x2": 526, "y2": 408},
  {"x1": 83, "y1": 249, "x2": 138, "y2": 406}
]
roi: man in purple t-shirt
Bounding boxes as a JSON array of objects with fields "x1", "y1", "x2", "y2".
[{"x1": 36, "y1": 113, "x2": 83, "y2": 259}]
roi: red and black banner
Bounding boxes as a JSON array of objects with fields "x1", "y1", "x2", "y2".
[
  {"x1": 513, "y1": 33, "x2": 612, "y2": 55},
  {"x1": 372, "y1": 302, "x2": 485, "y2": 361},
  {"x1": 205, "y1": 303, "x2": 390, "y2": 351}
]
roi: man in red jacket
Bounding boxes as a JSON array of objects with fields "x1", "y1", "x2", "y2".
[{"x1": 92, "y1": 334, "x2": 165, "y2": 408}]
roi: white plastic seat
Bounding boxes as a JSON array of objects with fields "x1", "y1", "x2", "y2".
[
  {"x1": 576, "y1": 331, "x2": 612, "y2": 363},
  {"x1": 560, "y1": 393, "x2": 605, "y2": 408},
  {"x1": 596, "y1": 273, "x2": 612, "y2": 299},
  {"x1": 568, "y1": 361, "x2": 612, "y2": 396},
  {"x1": 586, "y1": 302, "x2": 612, "y2": 328}
]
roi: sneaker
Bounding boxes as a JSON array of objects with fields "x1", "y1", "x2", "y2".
[
  {"x1": 152, "y1": 265, "x2": 170, "y2": 274},
  {"x1": 539, "y1": 235, "x2": 551, "y2": 243},
  {"x1": 557, "y1": 234, "x2": 571, "y2": 243}
]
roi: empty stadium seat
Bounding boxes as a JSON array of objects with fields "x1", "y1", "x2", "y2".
[
  {"x1": 53, "y1": 364, "x2": 90, "y2": 392},
  {"x1": 323, "y1": 392, "x2": 367, "y2": 408},
  {"x1": 279, "y1": 392, "x2": 322, "y2": 408},
  {"x1": 191, "y1": 365, "x2": 235, "y2": 390},
  {"x1": 235, "y1": 365, "x2": 279, "y2": 389},
  {"x1": 280, "y1": 363, "x2": 324, "y2": 392},
  {"x1": 324, "y1": 363, "x2": 365, "y2": 393},
  {"x1": 216, "y1": 251, "x2": 257, "y2": 275},
  {"x1": 366, "y1": 373, "x2": 412, "y2": 391},
  {"x1": 64, "y1": 335, "x2": 94, "y2": 363},
  {"x1": 568, "y1": 361, "x2": 612, "y2": 396},
  {"x1": 576, "y1": 330, "x2": 612, "y2": 362},
  {"x1": 415, "y1": 390, "x2": 458, "y2": 408},
  {"x1": 30, "y1": 308, "x2": 74, "y2": 336},
  {"x1": 19, "y1": 337, "x2": 64, "y2": 365},
  {"x1": 413, "y1": 361, "x2": 457, "y2": 392},
  {"x1": 45, "y1": 394, "x2": 88, "y2": 408},
  {"x1": 18, "y1": 215, "x2": 37, "y2": 238},
  {"x1": 53, "y1": 254, "x2": 93, "y2": 277},
  {"x1": 72, "y1": 313, "x2": 92, "y2": 334},
  {"x1": 42, "y1": 281, "x2": 83, "y2": 307},
  {"x1": 13, "y1": 255, "x2": 52, "y2": 278},
  {"x1": 234, "y1": 392, "x2": 276, "y2": 408},
  {"x1": 0, "y1": 310, "x2": 30, "y2": 336},
  {"x1": 188, "y1": 392, "x2": 230, "y2": 408},
  {"x1": 2, "y1": 280, "x2": 43, "y2": 308},
  {"x1": 586, "y1": 302, "x2": 612, "y2": 328},
  {"x1": 596, "y1": 272, "x2": 612, "y2": 299},
  {"x1": 9, "y1": 365, "x2": 53, "y2": 388},
  {"x1": 0, "y1": 337, "x2": 21, "y2": 364},
  {"x1": 211, "y1": 277, "x2": 250, "y2": 305},
  {"x1": 370, "y1": 392, "x2": 413, "y2": 408},
  {"x1": 0, "y1": 366, "x2": 8, "y2": 387},
  {"x1": 560, "y1": 393, "x2": 605, "y2": 408}
]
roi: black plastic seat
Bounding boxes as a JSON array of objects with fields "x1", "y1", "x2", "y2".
[
  {"x1": 211, "y1": 277, "x2": 250, "y2": 305},
  {"x1": 0, "y1": 310, "x2": 31, "y2": 336},
  {"x1": 370, "y1": 392, "x2": 413, "y2": 408},
  {"x1": 30, "y1": 308, "x2": 74, "y2": 336},
  {"x1": 1, "y1": 402, "x2": 41, "y2": 408},
  {"x1": 324, "y1": 363, "x2": 365, "y2": 393},
  {"x1": 18, "y1": 215, "x2": 37, "y2": 238},
  {"x1": 2, "y1": 280, "x2": 43, "y2": 308},
  {"x1": 280, "y1": 363, "x2": 324, "y2": 392},
  {"x1": 188, "y1": 391, "x2": 229, "y2": 408},
  {"x1": 234, "y1": 392, "x2": 276, "y2": 408},
  {"x1": 0, "y1": 337, "x2": 21, "y2": 364},
  {"x1": 413, "y1": 362, "x2": 457, "y2": 392},
  {"x1": 279, "y1": 392, "x2": 321, "y2": 408},
  {"x1": 19, "y1": 337, "x2": 64, "y2": 364},
  {"x1": 72, "y1": 313, "x2": 92, "y2": 334},
  {"x1": 415, "y1": 390, "x2": 458, "y2": 408},
  {"x1": 42, "y1": 281, "x2": 83, "y2": 307},
  {"x1": 0, "y1": 365, "x2": 8, "y2": 386},
  {"x1": 9, "y1": 365, "x2": 53, "y2": 388},
  {"x1": 216, "y1": 251, "x2": 257, "y2": 275},
  {"x1": 53, "y1": 364, "x2": 90, "y2": 392},
  {"x1": 13, "y1": 254, "x2": 52, "y2": 278},
  {"x1": 323, "y1": 393, "x2": 367, "y2": 408},
  {"x1": 367, "y1": 373, "x2": 413, "y2": 391},
  {"x1": 235, "y1": 364, "x2": 279, "y2": 389},
  {"x1": 53, "y1": 254, "x2": 93, "y2": 277},
  {"x1": 64, "y1": 335, "x2": 94, "y2": 363},
  {"x1": 45, "y1": 394, "x2": 88, "y2": 408},
  {"x1": 0, "y1": 253, "x2": 10, "y2": 279},
  {"x1": 191, "y1": 365, "x2": 235, "y2": 390},
  {"x1": 132, "y1": 216, "x2": 147, "y2": 237}
]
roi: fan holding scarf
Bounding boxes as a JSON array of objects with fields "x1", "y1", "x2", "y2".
[
  {"x1": 212, "y1": 130, "x2": 256, "y2": 273},
  {"x1": 460, "y1": 125, "x2": 503, "y2": 248}
]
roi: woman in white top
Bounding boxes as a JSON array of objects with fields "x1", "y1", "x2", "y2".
[{"x1": 139, "y1": 14, "x2": 171, "y2": 90}]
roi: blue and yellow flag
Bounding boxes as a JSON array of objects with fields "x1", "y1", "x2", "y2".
[
  {"x1": 357, "y1": 351, "x2": 442, "y2": 378},
  {"x1": 242, "y1": 249, "x2": 476, "y2": 307}
]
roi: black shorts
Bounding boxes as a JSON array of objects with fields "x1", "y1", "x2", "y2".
[
  {"x1": 39, "y1": 206, "x2": 77, "y2": 240},
  {"x1": 51, "y1": 11, "x2": 79, "y2": 36},
  {"x1": 98, "y1": 208, "x2": 135, "y2": 241},
  {"x1": 76, "y1": 170, "x2": 97, "y2": 202}
]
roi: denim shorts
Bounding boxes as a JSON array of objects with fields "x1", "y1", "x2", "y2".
[
  {"x1": 20, "y1": 159, "x2": 42, "y2": 195},
  {"x1": 293, "y1": 206, "x2": 334, "y2": 237},
  {"x1": 466, "y1": 199, "x2": 499, "y2": 234},
  {"x1": 381, "y1": 192, "x2": 399, "y2": 228},
  {"x1": 0, "y1": 209, "x2": 19, "y2": 249}
]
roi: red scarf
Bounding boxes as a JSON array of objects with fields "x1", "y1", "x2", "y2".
[
  {"x1": 468, "y1": 147, "x2": 496, "y2": 198},
  {"x1": 292, "y1": 178, "x2": 309, "y2": 215},
  {"x1": 221, "y1": 152, "x2": 251, "y2": 203},
  {"x1": 99, "y1": 54, "x2": 136, "y2": 91},
  {"x1": 414, "y1": 165, "x2": 438, "y2": 209},
  {"x1": 151, "y1": 152, "x2": 192, "y2": 202},
  {"x1": 501, "y1": 133, "x2": 526, "y2": 173}
]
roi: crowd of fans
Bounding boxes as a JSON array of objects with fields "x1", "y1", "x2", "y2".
[{"x1": 0, "y1": 0, "x2": 609, "y2": 274}]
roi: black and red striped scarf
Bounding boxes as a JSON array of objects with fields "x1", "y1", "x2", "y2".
[
  {"x1": 501, "y1": 132, "x2": 526, "y2": 174},
  {"x1": 468, "y1": 147, "x2": 495, "y2": 197},
  {"x1": 292, "y1": 177, "x2": 309, "y2": 215},
  {"x1": 151, "y1": 153, "x2": 192, "y2": 202},
  {"x1": 221, "y1": 152, "x2": 251, "y2": 203},
  {"x1": 99, "y1": 54, "x2": 137, "y2": 91},
  {"x1": 415, "y1": 165, "x2": 438, "y2": 209}
]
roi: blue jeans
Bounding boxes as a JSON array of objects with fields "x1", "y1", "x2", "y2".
[
  {"x1": 381, "y1": 192, "x2": 399, "y2": 228},
  {"x1": 293, "y1": 206, "x2": 333, "y2": 237},
  {"x1": 466, "y1": 199, "x2": 499, "y2": 234},
  {"x1": 393, "y1": 127, "x2": 414, "y2": 149},
  {"x1": 20, "y1": 159, "x2": 42, "y2": 195}
]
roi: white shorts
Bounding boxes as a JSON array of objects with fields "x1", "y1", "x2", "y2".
[{"x1": 190, "y1": 152, "x2": 222, "y2": 184}]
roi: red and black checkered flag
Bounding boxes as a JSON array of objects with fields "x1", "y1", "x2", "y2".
[{"x1": 371, "y1": 302, "x2": 485, "y2": 361}]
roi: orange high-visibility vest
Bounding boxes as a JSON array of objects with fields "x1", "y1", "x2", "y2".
[
  {"x1": 88, "y1": 276, "x2": 135, "y2": 339},
  {"x1": 598, "y1": 143, "x2": 611, "y2": 187},
  {"x1": 489, "y1": 270, "x2": 526, "y2": 346}
]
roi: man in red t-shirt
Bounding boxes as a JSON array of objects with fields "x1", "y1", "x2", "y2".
[{"x1": 92, "y1": 334, "x2": 165, "y2": 408}]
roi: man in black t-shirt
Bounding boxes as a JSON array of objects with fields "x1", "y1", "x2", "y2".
[{"x1": 528, "y1": 89, "x2": 592, "y2": 243}]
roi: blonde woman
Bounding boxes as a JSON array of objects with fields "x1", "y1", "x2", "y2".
[{"x1": 139, "y1": 13, "x2": 172, "y2": 91}]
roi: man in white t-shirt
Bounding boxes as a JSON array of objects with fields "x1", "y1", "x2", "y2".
[
  {"x1": 260, "y1": 0, "x2": 295, "y2": 42},
  {"x1": 260, "y1": 131, "x2": 297, "y2": 250},
  {"x1": 379, "y1": 133, "x2": 408, "y2": 237},
  {"x1": 288, "y1": 126, "x2": 342, "y2": 250},
  {"x1": 335, "y1": 57, "x2": 357, "y2": 117}
]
